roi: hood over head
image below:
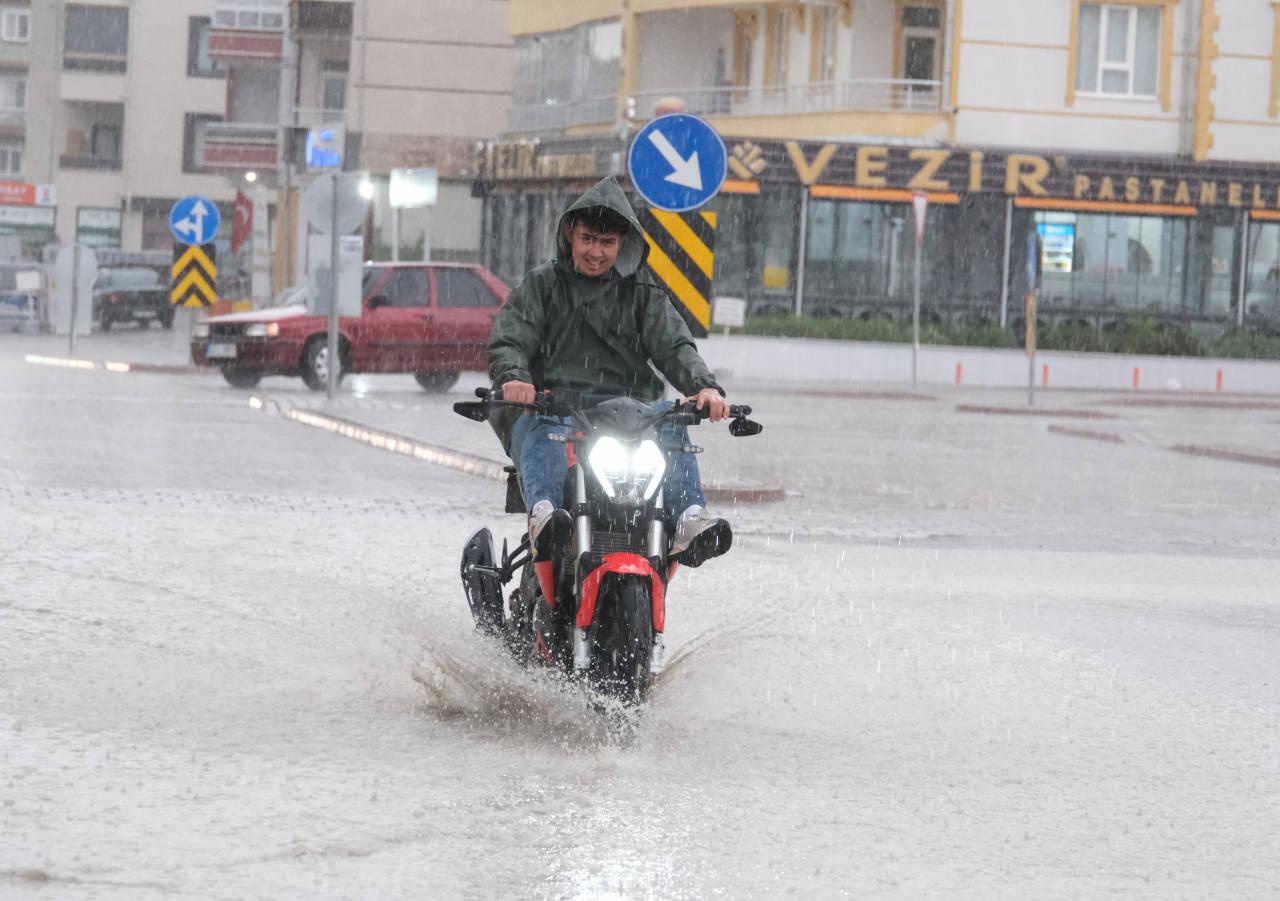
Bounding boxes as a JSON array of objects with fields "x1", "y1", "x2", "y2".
[{"x1": 557, "y1": 176, "x2": 648, "y2": 278}]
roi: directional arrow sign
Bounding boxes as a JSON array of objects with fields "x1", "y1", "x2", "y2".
[
  {"x1": 628, "y1": 113, "x2": 726, "y2": 212},
  {"x1": 170, "y1": 195, "x2": 222, "y2": 247}
]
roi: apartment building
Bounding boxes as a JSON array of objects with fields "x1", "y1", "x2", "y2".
[
  {"x1": 480, "y1": 0, "x2": 1280, "y2": 334},
  {"x1": 205, "y1": 0, "x2": 511, "y2": 282}
]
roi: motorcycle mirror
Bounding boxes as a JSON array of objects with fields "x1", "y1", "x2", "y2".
[
  {"x1": 729, "y1": 416, "x2": 763, "y2": 437},
  {"x1": 452, "y1": 401, "x2": 489, "y2": 422}
]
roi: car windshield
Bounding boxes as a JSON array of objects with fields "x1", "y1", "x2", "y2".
[
  {"x1": 269, "y1": 286, "x2": 306, "y2": 308},
  {"x1": 101, "y1": 267, "x2": 164, "y2": 288}
]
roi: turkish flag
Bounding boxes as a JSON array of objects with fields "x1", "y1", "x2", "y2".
[{"x1": 232, "y1": 191, "x2": 253, "y2": 255}]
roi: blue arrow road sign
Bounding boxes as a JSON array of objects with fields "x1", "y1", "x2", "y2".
[
  {"x1": 170, "y1": 195, "x2": 221, "y2": 246},
  {"x1": 628, "y1": 114, "x2": 727, "y2": 212}
]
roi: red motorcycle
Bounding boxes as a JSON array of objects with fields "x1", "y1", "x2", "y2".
[{"x1": 454, "y1": 389, "x2": 761, "y2": 706}]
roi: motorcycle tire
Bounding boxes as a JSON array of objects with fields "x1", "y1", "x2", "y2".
[{"x1": 587, "y1": 577, "x2": 653, "y2": 706}]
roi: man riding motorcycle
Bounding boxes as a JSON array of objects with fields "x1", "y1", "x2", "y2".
[{"x1": 487, "y1": 176, "x2": 732, "y2": 568}]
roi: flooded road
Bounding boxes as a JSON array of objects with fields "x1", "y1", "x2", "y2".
[{"x1": 3, "y1": 334, "x2": 1278, "y2": 899}]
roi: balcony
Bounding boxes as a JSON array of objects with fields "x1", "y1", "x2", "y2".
[
  {"x1": 59, "y1": 154, "x2": 122, "y2": 171},
  {"x1": 198, "y1": 121, "x2": 279, "y2": 169},
  {"x1": 209, "y1": 0, "x2": 286, "y2": 62},
  {"x1": 630, "y1": 79, "x2": 944, "y2": 122},
  {"x1": 290, "y1": 1, "x2": 353, "y2": 35},
  {"x1": 0, "y1": 108, "x2": 24, "y2": 130},
  {"x1": 291, "y1": 106, "x2": 345, "y2": 130},
  {"x1": 508, "y1": 96, "x2": 617, "y2": 133}
]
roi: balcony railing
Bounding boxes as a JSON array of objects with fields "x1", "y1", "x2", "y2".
[
  {"x1": 291, "y1": 106, "x2": 345, "y2": 130},
  {"x1": 508, "y1": 96, "x2": 617, "y2": 132},
  {"x1": 0, "y1": 108, "x2": 24, "y2": 128},
  {"x1": 630, "y1": 79, "x2": 945, "y2": 120},
  {"x1": 59, "y1": 155, "x2": 123, "y2": 171},
  {"x1": 199, "y1": 121, "x2": 279, "y2": 169}
]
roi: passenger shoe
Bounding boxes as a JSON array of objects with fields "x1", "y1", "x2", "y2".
[
  {"x1": 528, "y1": 500, "x2": 571, "y2": 560},
  {"x1": 670, "y1": 505, "x2": 732, "y2": 568}
]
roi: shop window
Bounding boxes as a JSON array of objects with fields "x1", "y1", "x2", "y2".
[
  {"x1": 1246, "y1": 222, "x2": 1280, "y2": 323},
  {"x1": 1, "y1": 8, "x2": 30, "y2": 43},
  {"x1": 761, "y1": 187, "x2": 797, "y2": 299},
  {"x1": 1075, "y1": 4, "x2": 1160, "y2": 98},
  {"x1": 64, "y1": 5, "x2": 129, "y2": 72},
  {"x1": 187, "y1": 17, "x2": 226, "y2": 78}
]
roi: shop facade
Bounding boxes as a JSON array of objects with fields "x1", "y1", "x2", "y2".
[{"x1": 476, "y1": 135, "x2": 1280, "y2": 335}]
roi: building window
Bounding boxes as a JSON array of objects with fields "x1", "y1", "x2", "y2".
[
  {"x1": 0, "y1": 139, "x2": 22, "y2": 176},
  {"x1": 811, "y1": 7, "x2": 838, "y2": 83},
  {"x1": 64, "y1": 5, "x2": 129, "y2": 72},
  {"x1": 1, "y1": 8, "x2": 30, "y2": 43},
  {"x1": 321, "y1": 60, "x2": 347, "y2": 112},
  {"x1": 1076, "y1": 4, "x2": 1160, "y2": 98},
  {"x1": 187, "y1": 17, "x2": 226, "y2": 78},
  {"x1": 91, "y1": 124, "x2": 120, "y2": 160},
  {"x1": 0, "y1": 74, "x2": 25, "y2": 111},
  {"x1": 897, "y1": 2, "x2": 944, "y2": 85},
  {"x1": 212, "y1": 2, "x2": 285, "y2": 32}
]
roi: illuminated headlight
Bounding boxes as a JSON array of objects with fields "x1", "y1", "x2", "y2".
[
  {"x1": 192, "y1": 322, "x2": 210, "y2": 338},
  {"x1": 588, "y1": 436, "x2": 666, "y2": 503},
  {"x1": 244, "y1": 322, "x2": 279, "y2": 338}
]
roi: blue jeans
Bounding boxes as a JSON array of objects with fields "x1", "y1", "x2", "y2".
[{"x1": 508, "y1": 401, "x2": 706, "y2": 519}]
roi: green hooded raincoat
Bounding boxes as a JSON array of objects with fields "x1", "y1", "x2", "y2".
[{"x1": 487, "y1": 177, "x2": 721, "y2": 450}]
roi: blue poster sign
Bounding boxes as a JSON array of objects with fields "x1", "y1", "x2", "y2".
[
  {"x1": 169, "y1": 195, "x2": 221, "y2": 246},
  {"x1": 627, "y1": 114, "x2": 727, "y2": 212}
]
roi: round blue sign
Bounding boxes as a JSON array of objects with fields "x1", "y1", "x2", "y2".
[
  {"x1": 627, "y1": 114, "x2": 727, "y2": 212},
  {"x1": 169, "y1": 195, "x2": 221, "y2": 246}
]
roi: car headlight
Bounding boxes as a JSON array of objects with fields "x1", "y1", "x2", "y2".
[
  {"x1": 192, "y1": 322, "x2": 210, "y2": 338},
  {"x1": 244, "y1": 322, "x2": 279, "y2": 338},
  {"x1": 588, "y1": 436, "x2": 666, "y2": 503}
]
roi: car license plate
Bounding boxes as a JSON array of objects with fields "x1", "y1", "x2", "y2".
[{"x1": 207, "y1": 343, "x2": 237, "y2": 359}]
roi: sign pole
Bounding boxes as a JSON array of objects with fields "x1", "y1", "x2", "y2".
[
  {"x1": 1026, "y1": 229, "x2": 1038, "y2": 407},
  {"x1": 69, "y1": 243, "x2": 81, "y2": 357},
  {"x1": 326, "y1": 173, "x2": 341, "y2": 400},
  {"x1": 391, "y1": 206, "x2": 400, "y2": 262}
]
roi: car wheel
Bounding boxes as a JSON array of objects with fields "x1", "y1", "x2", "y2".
[
  {"x1": 414, "y1": 371, "x2": 459, "y2": 393},
  {"x1": 221, "y1": 365, "x2": 262, "y2": 389},
  {"x1": 159, "y1": 311, "x2": 175, "y2": 329},
  {"x1": 301, "y1": 336, "x2": 344, "y2": 391},
  {"x1": 139, "y1": 318, "x2": 152, "y2": 329}
]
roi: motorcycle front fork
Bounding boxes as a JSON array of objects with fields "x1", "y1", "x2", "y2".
[{"x1": 570, "y1": 469, "x2": 666, "y2": 679}]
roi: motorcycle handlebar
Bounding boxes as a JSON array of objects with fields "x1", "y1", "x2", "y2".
[{"x1": 472, "y1": 388, "x2": 751, "y2": 424}]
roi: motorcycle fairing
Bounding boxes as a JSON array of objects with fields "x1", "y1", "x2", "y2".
[{"x1": 577, "y1": 552, "x2": 667, "y2": 632}]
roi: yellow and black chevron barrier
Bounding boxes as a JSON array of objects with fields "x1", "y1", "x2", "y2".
[
  {"x1": 171, "y1": 243, "x2": 218, "y2": 308},
  {"x1": 639, "y1": 207, "x2": 716, "y2": 338}
]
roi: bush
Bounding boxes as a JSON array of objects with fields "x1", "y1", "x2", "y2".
[
  {"x1": 1205, "y1": 329, "x2": 1280, "y2": 360},
  {"x1": 739, "y1": 314, "x2": 1280, "y2": 359}
]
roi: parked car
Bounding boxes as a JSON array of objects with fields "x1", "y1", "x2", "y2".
[
  {"x1": 93, "y1": 265, "x2": 173, "y2": 331},
  {"x1": 190, "y1": 262, "x2": 509, "y2": 390}
]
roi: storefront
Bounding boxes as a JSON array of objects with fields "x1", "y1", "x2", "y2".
[{"x1": 475, "y1": 136, "x2": 1280, "y2": 333}]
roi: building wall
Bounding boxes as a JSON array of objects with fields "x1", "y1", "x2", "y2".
[
  {"x1": 1207, "y1": 1, "x2": 1280, "y2": 163},
  {"x1": 634, "y1": 9, "x2": 733, "y2": 96}
]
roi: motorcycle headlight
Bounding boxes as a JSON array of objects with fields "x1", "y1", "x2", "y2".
[
  {"x1": 244, "y1": 322, "x2": 279, "y2": 338},
  {"x1": 192, "y1": 323, "x2": 210, "y2": 339},
  {"x1": 588, "y1": 437, "x2": 666, "y2": 503}
]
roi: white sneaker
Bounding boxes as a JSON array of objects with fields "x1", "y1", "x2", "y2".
[
  {"x1": 528, "y1": 500, "x2": 571, "y2": 558},
  {"x1": 670, "y1": 505, "x2": 732, "y2": 567}
]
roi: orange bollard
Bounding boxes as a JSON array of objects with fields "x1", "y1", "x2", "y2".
[
  {"x1": 1132, "y1": 367, "x2": 1140, "y2": 390},
  {"x1": 955, "y1": 362, "x2": 963, "y2": 386},
  {"x1": 1041, "y1": 363, "x2": 1049, "y2": 387},
  {"x1": 1216, "y1": 369, "x2": 1223, "y2": 392}
]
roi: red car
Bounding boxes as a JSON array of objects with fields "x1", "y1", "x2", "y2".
[{"x1": 191, "y1": 263, "x2": 508, "y2": 390}]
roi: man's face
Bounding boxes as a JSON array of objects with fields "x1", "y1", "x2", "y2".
[{"x1": 570, "y1": 222, "x2": 622, "y2": 278}]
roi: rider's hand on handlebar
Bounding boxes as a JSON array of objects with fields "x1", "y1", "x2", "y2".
[
  {"x1": 502, "y1": 381, "x2": 536, "y2": 405},
  {"x1": 690, "y1": 387, "x2": 730, "y2": 423}
]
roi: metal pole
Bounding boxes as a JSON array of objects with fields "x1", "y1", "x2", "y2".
[
  {"x1": 326, "y1": 174, "x2": 341, "y2": 399},
  {"x1": 422, "y1": 206, "x2": 431, "y2": 262},
  {"x1": 794, "y1": 188, "x2": 809, "y2": 317},
  {"x1": 69, "y1": 243, "x2": 81, "y2": 357},
  {"x1": 1027, "y1": 289, "x2": 1037, "y2": 406},
  {"x1": 391, "y1": 206, "x2": 400, "y2": 262},
  {"x1": 912, "y1": 236, "x2": 921, "y2": 389},
  {"x1": 999, "y1": 195, "x2": 1013, "y2": 328},
  {"x1": 1237, "y1": 209, "x2": 1249, "y2": 328}
]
